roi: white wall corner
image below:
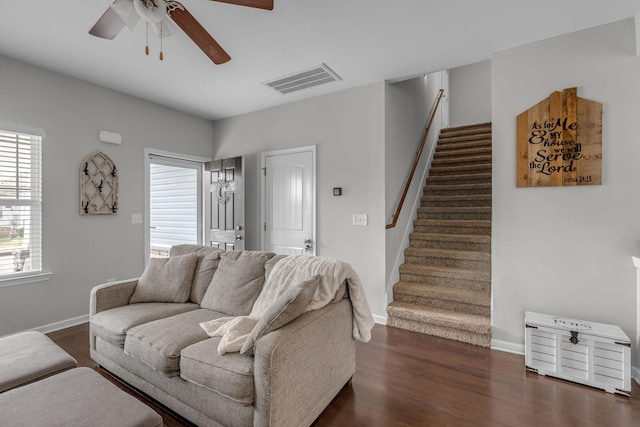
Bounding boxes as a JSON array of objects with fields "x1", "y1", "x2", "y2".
[
  {"x1": 491, "y1": 339, "x2": 525, "y2": 355},
  {"x1": 633, "y1": 366, "x2": 640, "y2": 386},
  {"x1": 635, "y1": 13, "x2": 640, "y2": 56},
  {"x1": 373, "y1": 314, "x2": 388, "y2": 325}
]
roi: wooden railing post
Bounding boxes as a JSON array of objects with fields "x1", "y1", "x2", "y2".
[{"x1": 386, "y1": 89, "x2": 444, "y2": 229}]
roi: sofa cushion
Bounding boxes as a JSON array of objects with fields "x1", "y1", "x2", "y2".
[
  {"x1": 90, "y1": 303, "x2": 199, "y2": 348},
  {"x1": 124, "y1": 309, "x2": 225, "y2": 377},
  {"x1": 180, "y1": 337, "x2": 254, "y2": 405},
  {"x1": 264, "y1": 254, "x2": 287, "y2": 280},
  {"x1": 170, "y1": 245, "x2": 223, "y2": 304},
  {"x1": 241, "y1": 276, "x2": 319, "y2": 356},
  {"x1": 129, "y1": 254, "x2": 198, "y2": 304},
  {"x1": 200, "y1": 251, "x2": 276, "y2": 316}
]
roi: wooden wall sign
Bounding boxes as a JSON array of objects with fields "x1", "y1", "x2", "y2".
[{"x1": 516, "y1": 87, "x2": 602, "y2": 187}]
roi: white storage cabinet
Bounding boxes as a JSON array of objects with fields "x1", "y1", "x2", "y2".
[{"x1": 524, "y1": 311, "x2": 631, "y2": 395}]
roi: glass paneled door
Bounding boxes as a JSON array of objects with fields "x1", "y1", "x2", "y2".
[{"x1": 147, "y1": 153, "x2": 204, "y2": 258}]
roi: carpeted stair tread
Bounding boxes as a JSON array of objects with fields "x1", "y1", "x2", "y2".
[
  {"x1": 399, "y1": 263, "x2": 490, "y2": 282},
  {"x1": 386, "y1": 316, "x2": 491, "y2": 347},
  {"x1": 409, "y1": 232, "x2": 490, "y2": 244},
  {"x1": 423, "y1": 183, "x2": 491, "y2": 196},
  {"x1": 409, "y1": 232, "x2": 490, "y2": 251},
  {"x1": 387, "y1": 302, "x2": 491, "y2": 334},
  {"x1": 435, "y1": 140, "x2": 493, "y2": 153},
  {"x1": 404, "y1": 247, "x2": 490, "y2": 261},
  {"x1": 426, "y1": 173, "x2": 491, "y2": 184},
  {"x1": 421, "y1": 194, "x2": 491, "y2": 207},
  {"x1": 437, "y1": 133, "x2": 492, "y2": 145},
  {"x1": 431, "y1": 154, "x2": 492, "y2": 166},
  {"x1": 429, "y1": 163, "x2": 492, "y2": 175},
  {"x1": 392, "y1": 282, "x2": 490, "y2": 307},
  {"x1": 417, "y1": 206, "x2": 491, "y2": 221},
  {"x1": 413, "y1": 219, "x2": 491, "y2": 235},
  {"x1": 439, "y1": 122, "x2": 491, "y2": 132}
]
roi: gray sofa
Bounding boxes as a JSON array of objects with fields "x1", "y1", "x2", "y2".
[{"x1": 89, "y1": 245, "x2": 356, "y2": 427}]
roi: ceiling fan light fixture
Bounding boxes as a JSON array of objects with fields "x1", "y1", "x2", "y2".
[{"x1": 110, "y1": 0, "x2": 140, "y2": 30}]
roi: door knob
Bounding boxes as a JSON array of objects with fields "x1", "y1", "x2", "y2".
[{"x1": 304, "y1": 238, "x2": 312, "y2": 251}]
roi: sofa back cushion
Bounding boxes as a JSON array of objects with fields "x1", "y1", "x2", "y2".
[
  {"x1": 170, "y1": 245, "x2": 224, "y2": 304},
  {"x1": 200, "y1": 251, "x2": 275, "y2": 316},
  {"x1": 241, "y1": 275, "x2": 319, "y2": 356},
  {"x1": 129, "y1": 253, "x2": 197, "y2": 304}
]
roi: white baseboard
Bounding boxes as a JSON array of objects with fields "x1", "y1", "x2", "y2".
[
  {"x1": 373, "y1": 314, "x2": 387, "y2": 325},
  {"x1": 28, "y1": 314, "x2": 89, "y2": 335},
  {"x1": 491, "y1": 338, "x2": 525, "y2": 355}
]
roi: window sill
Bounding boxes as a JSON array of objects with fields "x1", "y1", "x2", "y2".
[{"x1": 0, "y1": 272, "x2": 52, "y2": 289}]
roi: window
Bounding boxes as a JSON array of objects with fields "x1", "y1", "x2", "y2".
[{"x1": 0, "y1": 125, "x2": 42, "y2": 281}]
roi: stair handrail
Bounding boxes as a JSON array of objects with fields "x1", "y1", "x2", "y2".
[{"x1": 386, "y1": 88, "x2": 445, "y2": 229}]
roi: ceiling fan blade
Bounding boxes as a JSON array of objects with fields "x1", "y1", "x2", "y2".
[
  {"x1": 211, "y1": 0, "x2": 273, "y2": 11},
  {"x1": 167, "y1": 4, "x2": 231, "y2": 65},
  {"x1": 89, "y1": 7, "x2": 126, "y2": 39}
]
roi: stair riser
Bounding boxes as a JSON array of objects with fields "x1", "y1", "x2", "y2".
[
  {"x1": 417, "y1": 210, "x2": 492, "y2": 221},
  {"x1": 404, "y1": 254, "x2": 490, "y2": 271},
  {"x1": 429, "y1": 165, "x2": 492, "y2": 176},
  {"x1": 386, "y1": 317, "x2": 491, "y2": 347},
  {"x1": 421, "y1": 197, "x2": 491, "y2": 207},
  {"x1": 427, "y1": 175, "x2": 491, "y2": 185},
  {"x1": 393, "y1": 294, "x2": 490, "y2": 316},
  {"x1": 398, "y1": 273, "x2": 490, "y2": 292},
  {"x1": 409, "y1": 238, "x2": 490, "y2": 252}
]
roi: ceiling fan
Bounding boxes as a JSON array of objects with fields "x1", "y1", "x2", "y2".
[{"x1": 89, "y1": 0, "x2": 273, "y2": 65}]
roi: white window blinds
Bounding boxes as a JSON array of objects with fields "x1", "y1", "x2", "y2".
[{"x1": 0, "y1": 127, "x2": 42, "y2": 277}]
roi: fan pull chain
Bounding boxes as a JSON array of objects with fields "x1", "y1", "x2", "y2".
[
  {"x1": 145, "y1": 22, "x2": 150, "y2": 56},
  {"x1": 159, "y1": 22, "x2": 164, "y2": 61}
]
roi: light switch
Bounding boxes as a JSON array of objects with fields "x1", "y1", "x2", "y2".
[
  {"x1": 131, "y1": 213, "x2": 142, "y2": 224},
  {"x1": 353, "y1": 214, "x2": 368, "y2": 226}
]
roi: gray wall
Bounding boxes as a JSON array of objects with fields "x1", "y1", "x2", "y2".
[
  {"x1": 211, "y1": 83, "x2": 388, "y2": 317},
  {"x1": 384, "y1": 74, "x2": 445, "y2": 294},
  {"x1": 491, "y1": 19, "x2": 640, "y2": 370},
  {"x1": 0, "y1": 55, "x2": 214, "y2": 336},
  {"x1": 449, "y1": 60, "x2": 492, "y2": 127}
]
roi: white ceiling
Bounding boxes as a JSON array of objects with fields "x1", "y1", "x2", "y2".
[{"x1": 2, "y1": 0, "x2": 640, "y2": 120}]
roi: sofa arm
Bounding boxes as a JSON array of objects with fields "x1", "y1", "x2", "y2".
[
  {"x1": 90, "y1": 278, "x2": 138, "y2": 316},
  {"x1": 252, "y1": 299, "x2": 356, "y2": 427}
]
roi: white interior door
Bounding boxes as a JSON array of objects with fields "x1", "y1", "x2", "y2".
[{"x1": 262, "y1": 146, "x2": 315, "y2": 255}]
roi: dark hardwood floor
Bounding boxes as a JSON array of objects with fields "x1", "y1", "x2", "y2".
[{"x1": 48, "y1": 323, "x2": 640, "y2": 426}]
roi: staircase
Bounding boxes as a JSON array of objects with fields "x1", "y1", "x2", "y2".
[{"x1": 386, "y1": 122, "x2": 492, "y2": 347}]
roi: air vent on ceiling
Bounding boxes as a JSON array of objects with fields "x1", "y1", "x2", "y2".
[{"x1": 264, "y1": 63, "x2": 342, "y2": 95}]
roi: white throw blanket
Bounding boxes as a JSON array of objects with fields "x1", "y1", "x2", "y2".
[{"x1": 200, "y1": 255, "x2": 375, "y2": 354}]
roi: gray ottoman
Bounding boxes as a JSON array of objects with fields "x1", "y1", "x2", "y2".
[
  {"x1": 0, "y1": 331, "x2": 77, "y2": 392},
  {"x1": 0, "y1": 367, "x2": 163, "y2": 427}
]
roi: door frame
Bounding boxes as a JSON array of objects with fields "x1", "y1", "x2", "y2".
[
  {"x1": 260, "y1": 145, "x2": 316, "y2": 254},
  {"x1": 144, "y1": 148, "x2": 211, "y2": 264}
]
